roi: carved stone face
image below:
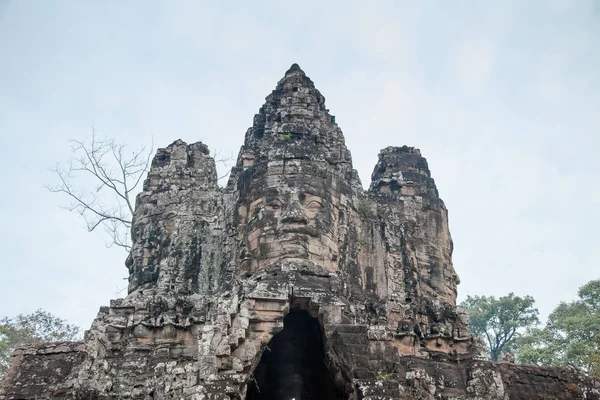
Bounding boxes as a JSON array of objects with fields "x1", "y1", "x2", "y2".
[{"x1": 239, "y1": 163, "x2": 345, "y2": 274}]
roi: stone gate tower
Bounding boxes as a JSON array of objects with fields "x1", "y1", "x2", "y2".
[{"x1": 2, "y1": 65, "x2": 598, "y2": 400}]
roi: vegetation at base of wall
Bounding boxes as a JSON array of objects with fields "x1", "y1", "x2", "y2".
[
  {"x1": 462, "y1": 279, "x2": 600, "y2": 377},
  {"x1": 514, "y1": 279, "x2": 600, "y2": 377},
  {"x1": 461, "y1": 293, "x2": 539, "y2": 361},
  {"x1": 0, "y1": 310, "x2": 81, "y2": 378}
]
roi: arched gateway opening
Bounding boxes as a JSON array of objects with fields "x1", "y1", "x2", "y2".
[{"x1": 246, "y1": 308, "x2": 347, "y2": 400}]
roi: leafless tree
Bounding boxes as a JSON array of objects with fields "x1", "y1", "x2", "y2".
[
  {"x1": 212, "y1": 147, "x2": 235, "y2": 183},
  {"x1": 48, "y1": 128, "x2": 235, "y2": 252},
  {"x1": 47, "y1": 128, "x2": 152, "y2": 251}
]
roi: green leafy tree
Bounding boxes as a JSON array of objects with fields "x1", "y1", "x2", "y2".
[
  {"x1": 515, "y1": 279, "x2": 600, "y2": 374},
  {"x1": 461, "y1": 293, "x2": 539, "y2": 361},
  {"x1": 588, "y1": 334, "x2": 600, "y2": 378},
  {"x1": 0, "y1": 310, "x2": 80, "y2": 378}
]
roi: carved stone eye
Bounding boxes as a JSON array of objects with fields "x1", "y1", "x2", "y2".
[
  {"x1": 266, "y1": 200, "x2": 283, "y2": 210},
  {"x1": 305, "y1": 200, "x2": 322, "y2": 211}
]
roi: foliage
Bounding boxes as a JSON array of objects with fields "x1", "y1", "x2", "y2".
[
  {"x1": 282, "y1": 132, "x2": 292, "y2": 141},
  {"x1": 588, "y1": 334, "x2": 600, "y2": 378},
  {"x1": 356, "y1": 198, "x2": 375, "y2": 220},
  {"x1": 514, "y1": 280, "x2": 600, "y2": 375},
  {"x1": 461, "y1": 293, "x2": 539, "y2": 361},
  {"x1": 0, "y1": 310, "x2": 80, "y2": 378},
  {"x1": 376, "y1": 371, "x2": 389, "y2": 381}
]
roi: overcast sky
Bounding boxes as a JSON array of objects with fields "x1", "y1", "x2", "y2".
[{"x1": 1, "y1": 1, "x2": 598, "y2": 330}]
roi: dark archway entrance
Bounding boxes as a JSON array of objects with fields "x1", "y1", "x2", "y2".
[{"x1": 246, "y1": 308, "x2": 347, "y2": 400}]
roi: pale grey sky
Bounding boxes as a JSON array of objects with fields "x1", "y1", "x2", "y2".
[{"x1": 0, "y1": 0, "x2": 598, "y2": 330}]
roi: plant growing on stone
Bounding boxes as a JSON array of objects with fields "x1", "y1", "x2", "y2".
[
  {"x1": 0, "y1": 310, "x2": 80, "y2": 378},
  {"x1": 356, "y1": 198, "x2": 374, "y2": 219},
  {"x1": 376, "y1": 371, "x2": 389, "y2": 382},
  {"x1": 282, "y1": 132, "x2": 292, "y2": 141},
  {"x1": 514, "y1": 279, "x2": 600, "y2": 376}
]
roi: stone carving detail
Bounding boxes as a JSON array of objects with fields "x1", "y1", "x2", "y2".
[{"x1": 2, "y1": 64, "x2": 599, "y2": 400}]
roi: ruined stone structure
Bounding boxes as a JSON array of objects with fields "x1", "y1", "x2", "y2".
[{"x1": 2, "y1": 64, "x2": 598, "y2": 399}]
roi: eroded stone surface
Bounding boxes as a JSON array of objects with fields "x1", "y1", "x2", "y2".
[{"x1": 2, "y1": 64, "x2": 598, "y2": 400}]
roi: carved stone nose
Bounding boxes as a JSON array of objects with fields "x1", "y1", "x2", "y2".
[{"x1": 281, "y1": 202, "x2": 308, "y2": 224}]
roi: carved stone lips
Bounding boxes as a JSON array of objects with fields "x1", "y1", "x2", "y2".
[{"x1": 278, "y1": 225, "x2": 318, "y2": 237}]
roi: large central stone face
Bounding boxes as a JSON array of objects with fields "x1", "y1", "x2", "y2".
[
  {"x1": 2, "y1": 65, "x2": 599, "y2": 400},
  {"x1": 239, "y1": 171, "x2": 343, "y2": 273},
  {"x1": 234, "y1": 64, "x2": 356, "y2": 277}
]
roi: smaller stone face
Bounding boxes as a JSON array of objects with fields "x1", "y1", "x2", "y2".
[
  {"x1": 370, "y1": 146, "x2": 436, "y2": 199},
  {"x1": 369, "y1": 145, "x2": 458, "y2": 308},
  {"x1": 126, "y1": 139, "x2": 222, "y2": 294}
]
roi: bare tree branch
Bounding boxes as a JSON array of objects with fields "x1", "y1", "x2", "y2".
[
  {"x1": 47, "y1": 128, "x2": 153, "y2": 252},
  {"x1": 49, "y1": 130, "x2": 233, "y2": 253},
  {"x1": 212, "y1": 147, "x2": 234, "y2": 183}
]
